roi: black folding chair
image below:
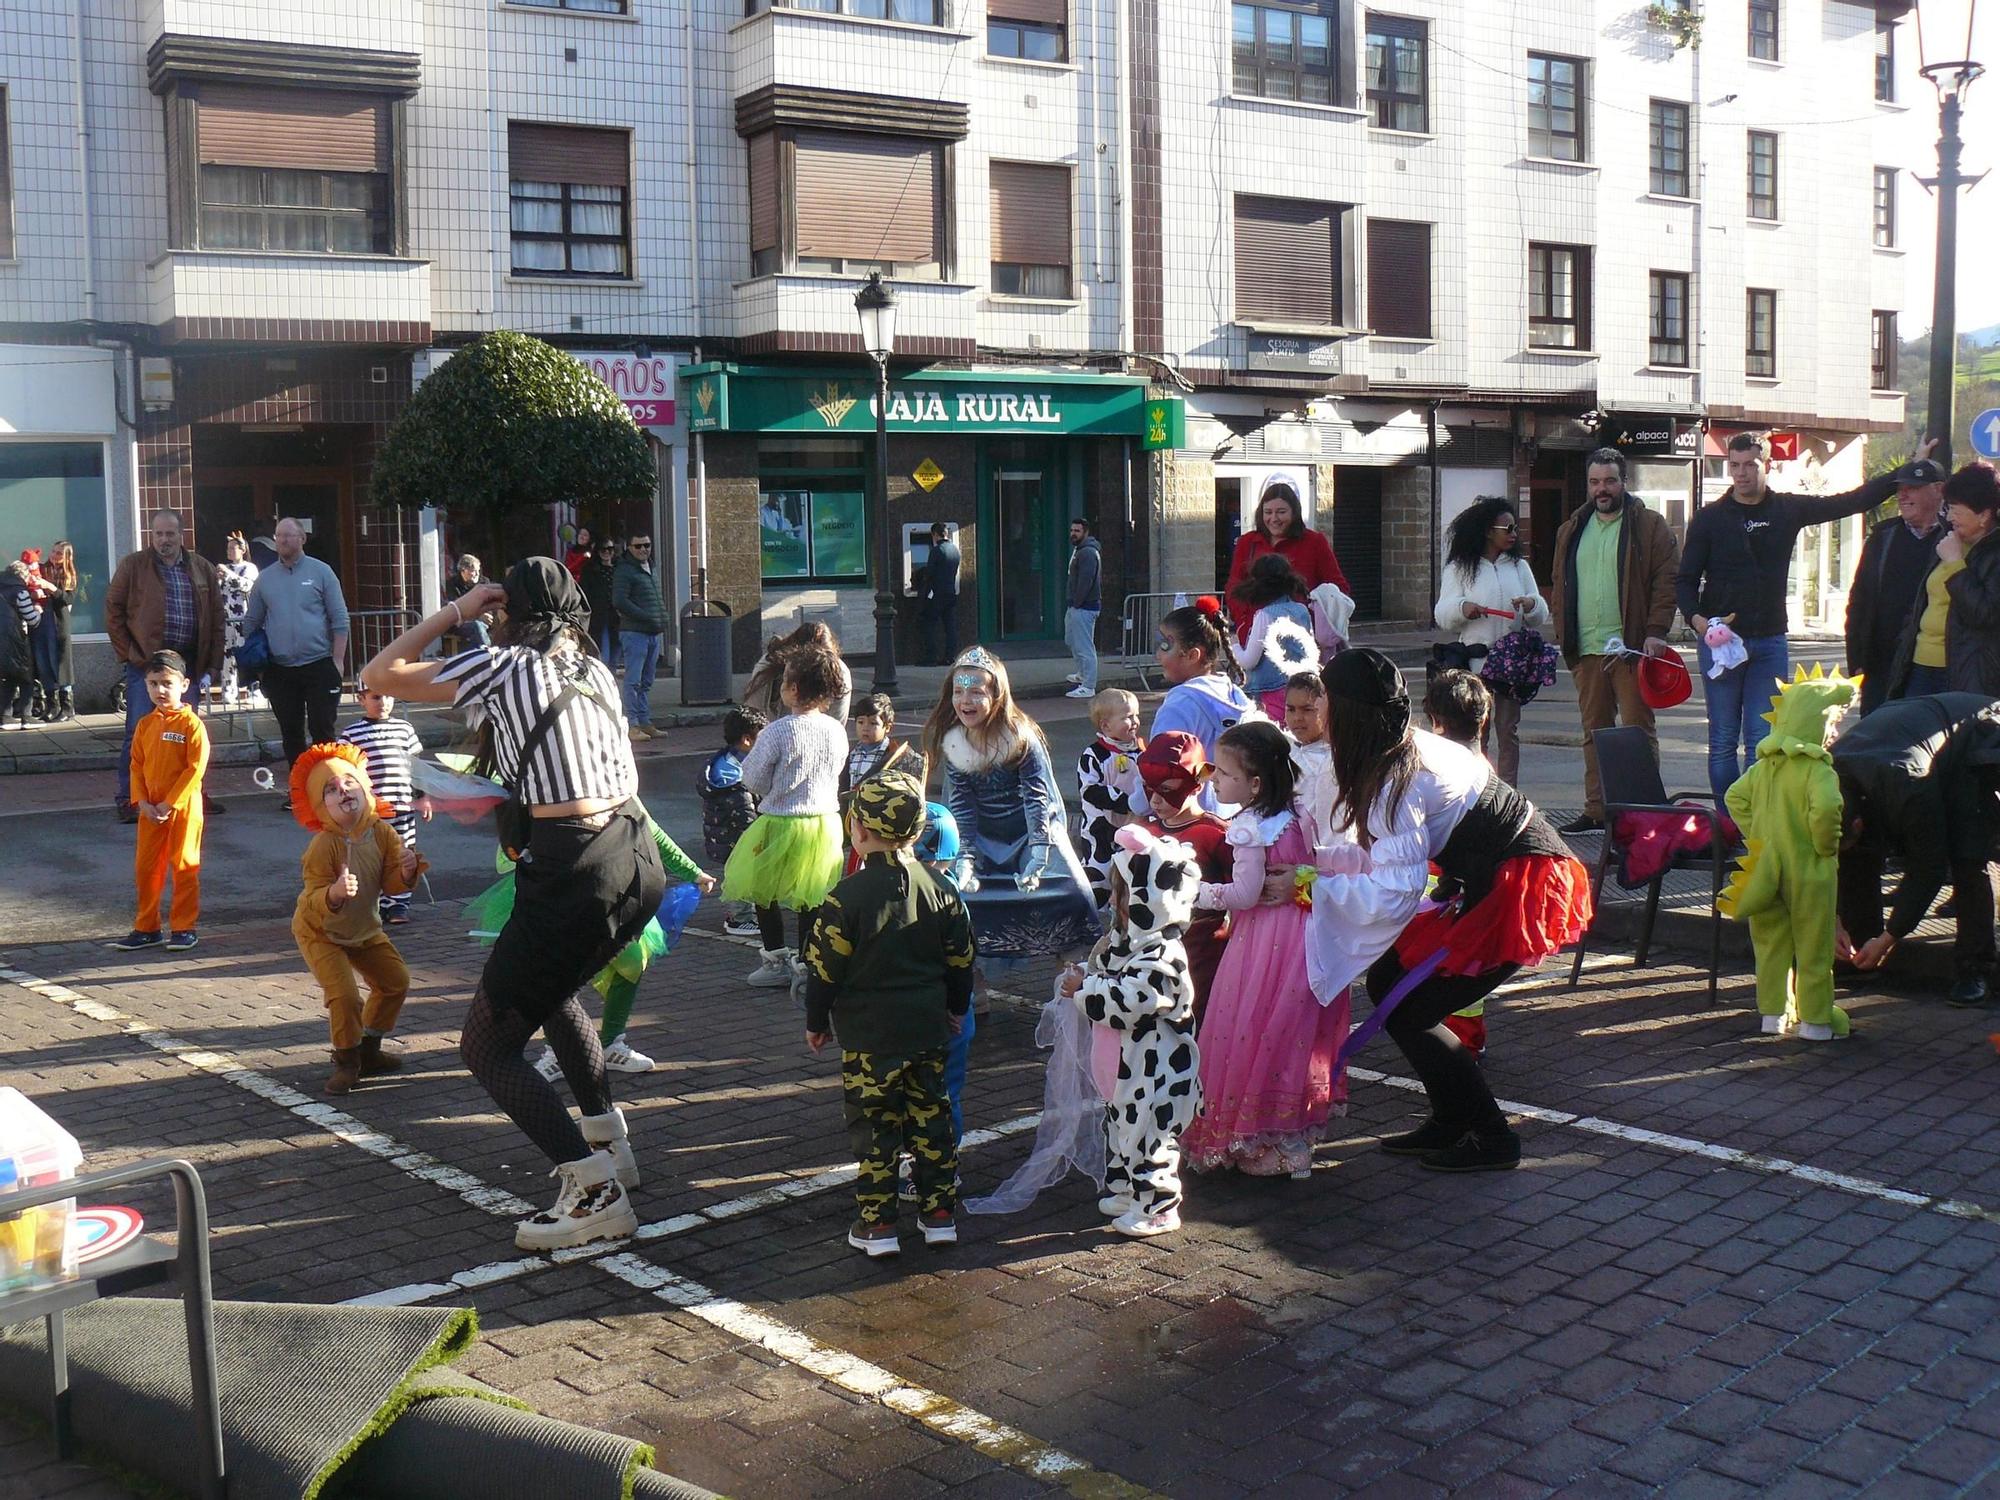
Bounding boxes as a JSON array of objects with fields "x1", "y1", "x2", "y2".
[{"x1": 1567, "y1": 725, "x2": 1730, "y2": 1007}]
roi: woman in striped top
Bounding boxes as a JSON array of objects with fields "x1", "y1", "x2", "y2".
[{"x1": 362, "y1": 557, "x2": 665, "y2": 1253}]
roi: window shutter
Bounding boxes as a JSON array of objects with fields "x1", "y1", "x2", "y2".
[
  {"x1": 1234, "y1": 195, "x2": 1336, "y2": 325},
  {"x1": 508, "y1": 123, "x2": 629, "y2": 188},
  {"x1": 748, "y1": 133, "x2": 778, "y2": 255},
  {"x1": 197, "y1": 85, "x2": 388, "y2": 173},
  {"x1": 1366, "y1": 219, "x2": 1431, "y2": 338},
  {"x1": 795, "y1": 131, "x2": 937, "y2": 264},
  {"x1": 0, "y1": 89, "x2": 12, "y2": 260},
  {"x1": 989, "y1": 0, "x2": 1066, "y2": 22},
  {"x1": 990, "y1": 161, "x2": 1069, "y2": 267}
]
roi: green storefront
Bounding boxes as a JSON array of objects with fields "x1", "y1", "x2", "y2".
[{"x1": 681, "y1": 363, "x2": 1183, "y2": 646}]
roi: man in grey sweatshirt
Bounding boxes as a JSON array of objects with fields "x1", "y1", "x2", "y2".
[{"x1": 1065, "y1": 519, "x2": 1102, "y2": 699}]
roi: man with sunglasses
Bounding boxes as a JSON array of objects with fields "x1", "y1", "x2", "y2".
[
  {"x1": 612, "y1": 535, "x2": 669, "y2": 740},
  {"x1": 1549, "y1": 447, "x2": 1682, "y2": 833}
]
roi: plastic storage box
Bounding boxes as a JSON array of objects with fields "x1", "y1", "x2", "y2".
[{"x1": 0, "y1": 1088, "x2": 83, "y2": 1292}]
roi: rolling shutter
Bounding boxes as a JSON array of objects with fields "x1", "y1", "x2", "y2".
[
  {"x1": 0, "y1": 90, "x2": 12, "y2": 260},
  {"x1": 1366, "y1": 218, "x2": 1431, "y2": 338},
  {"x1": 1234, "y1": 195, "x2": 1336, "y2": 325},
  {"x1": 989, "y1": 161, "x2": 1070, "y2": 267},
  {"x1": 197, "y1": 85, "x2": 388, "y2": 173},
  {"x1": 989, "y1": 0, "x2": 1067, "y2": 21},
  {"x1": 795, "y1": 131, "x2": 936, "y2": 264},
  {"x1": 748, "y1": 132, "x2": 778, "y2": 255},
  {"x1": 507, "y1": 122, "x2": 628, "y2": 188}
]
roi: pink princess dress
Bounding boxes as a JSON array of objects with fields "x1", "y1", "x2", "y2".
[{"x1": 1181, "y1": 801, "x2": 1349, "y2": 1176}]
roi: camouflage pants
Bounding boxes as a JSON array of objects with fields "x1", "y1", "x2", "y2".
[{"x1": 843, "y1": 1049, "x2": 956, "y2": 1224}]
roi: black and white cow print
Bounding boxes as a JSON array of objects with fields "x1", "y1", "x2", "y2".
[
  {"x1": 1074, "y1": 829, "x2": 1203, "y2": 1227},
  {"x1": 1075, "y1": 736, "x2": 1145, "y2": 910}
]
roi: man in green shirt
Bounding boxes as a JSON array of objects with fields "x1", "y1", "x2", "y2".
[{"x1": 1549, "y1": 448, "x2": 1684, "y2": 832}]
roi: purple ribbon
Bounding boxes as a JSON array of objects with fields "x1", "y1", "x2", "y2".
[{"x1": 1333, "y1": 944, "x2": 1453, "y2": 1068}]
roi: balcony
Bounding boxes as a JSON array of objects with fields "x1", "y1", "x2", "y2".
[
  {"x1": 730, "y1": 274, "x2": 975, "y2": 360},
  {"x1": 149, "y1": 250, "x2": 431, "y2": 346},
  {"x1": 142, "y1": 0, "x2": 422, "y2": 61},
  {"x1": 732, "y1": 4, "x2": 974, "y2": 105}
]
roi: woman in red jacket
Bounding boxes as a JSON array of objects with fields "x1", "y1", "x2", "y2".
[{"x1": 1224, "y1": 482, "x2": 1348, "y2": 644}]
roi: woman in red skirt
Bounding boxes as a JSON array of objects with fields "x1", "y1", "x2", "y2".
[{"x1": 1306, "y1": 649, "x2": 1592, "y2": 1174}]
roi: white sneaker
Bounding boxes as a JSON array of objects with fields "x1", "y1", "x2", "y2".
[
  {"x1": 746, "y1": 948, "x2": 795, "y2": 988},
  {"x1": 534, "y1": 1048, "x2": 563, "y2": 1082},
  {"x1": 1098, "y1": 1192, "x2": 1133, "y2": 1217},
  {"x1": 1065, "y1": 685, "x2": 1095, "y2": 699},
  {"x1": 898, "y1": 1155, "x2": 918, "y2": 1202},
  {"x1": 723, "y1": 914, "x2": 762, "y2": 938},
  {"x1": 601, "y1": 1035, "x2": 655, "y2": 1074},
  {"x1": 1797, "y1": 1022, "x2": 1837, "y2": 1041},
  {"x1": 1112, "y1": 1205, "x2": 1181, "y2": 1238},
  {"x1": 1759, "y1": 1014, "x2": 1789, "y2": 1036},
  {"x1": 579, "y1": 1107, "x2": 639, "y2": 1190},
  {"x1": 514, "y1": 1152, "x2": 637, "y2": 1251}
]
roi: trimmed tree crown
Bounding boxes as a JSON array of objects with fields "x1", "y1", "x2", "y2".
[{"x1": 372, "y1": 331, "x2": 656, "y2": 516}]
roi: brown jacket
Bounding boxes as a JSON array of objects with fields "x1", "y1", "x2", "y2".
[
  {"x1": 105, "y1": 548, "x2": 225, "y2": 676},
  {"x1": 1549, "y1": 497, "x2": 1681, "y2": 667}
]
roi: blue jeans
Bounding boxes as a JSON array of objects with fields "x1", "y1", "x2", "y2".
[
  {"x1": 1065, "y1": 606, "x2": 1099, "y2": 691},
  {"x1": 1901, "y1": 663, "x2": 1950, "y2": 699},
  {"x1": 1696, "y1": 633, "x2": 1790, "y2": 802},
  {"x1": 944, "y1": 1004, "x2": 977, "y2": 1146},
  {"x1": 595, "y1": 624, "x2": 621, "y2": 672},
  {"x1": 620, "y1": 629, "x2": 660, "y2": 726},
  {"x1": 115, "y1": 662, "x2": 150, "y2": 802}
]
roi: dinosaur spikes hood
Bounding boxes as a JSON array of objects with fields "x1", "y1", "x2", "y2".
[
  {"x1": 1109, "y1": 824, "x2": 1199, "y2": 939},
  {"x1": 1755, "y1": 667, "x2": 1859, "y2": 766}
]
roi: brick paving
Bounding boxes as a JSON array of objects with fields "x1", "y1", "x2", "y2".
[{"x1": 7, "y1": 896, "x2": 2000, "y2": 1497}]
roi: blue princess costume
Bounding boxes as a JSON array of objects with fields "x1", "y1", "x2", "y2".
[{"x1": 939, "y1": 652, "x2": 1100, "y2": 967}]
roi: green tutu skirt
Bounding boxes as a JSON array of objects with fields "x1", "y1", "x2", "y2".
[{"x1": 722, "y1": 811, "x2": 844, "y2": 910}]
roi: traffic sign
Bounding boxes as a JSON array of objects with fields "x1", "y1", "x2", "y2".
[{"x1": 1972, "y1": 408, "x2": 2000, "y2": 461}]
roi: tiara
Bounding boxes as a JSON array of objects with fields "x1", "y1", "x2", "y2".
[{"x1": 951, "y1": 646, "x2": 1003, "y2": 674}]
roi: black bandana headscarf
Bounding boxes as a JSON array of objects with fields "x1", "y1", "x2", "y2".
[
  {"x1": 503, "y1": 557, "x2": 593, "y2": 644},
  {"x1": 1323, "y1": 647, "x2": 1411, "y2": 739}
]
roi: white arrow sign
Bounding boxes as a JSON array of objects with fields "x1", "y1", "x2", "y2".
[{"x1": 1972, "y1": 408, "x2": 2000, "y2": 461}]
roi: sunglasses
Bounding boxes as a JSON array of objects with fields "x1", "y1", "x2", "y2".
[
  {"x1": 631, "y1": 542, "x2": 653, "y2": 550},
  {"x1": 1491, "y1": 523, "x2": 1518, "y2": 534}
]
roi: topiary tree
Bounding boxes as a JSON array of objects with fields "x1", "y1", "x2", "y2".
[{"x1": 373, "y1": 331, "x2": 656, "y2": 534}]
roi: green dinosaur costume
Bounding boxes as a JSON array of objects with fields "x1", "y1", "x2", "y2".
[{"x1": 1718, "y1": 666, "x2": 1859, "y2": 1037}]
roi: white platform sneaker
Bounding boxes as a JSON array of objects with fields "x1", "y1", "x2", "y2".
[
  {"x1": 579, "y1": 1107, "x2": 639, "y2": 1191},
  {"x1": 514, "y1": 1151, "x2": 637, "y2": 1251}
]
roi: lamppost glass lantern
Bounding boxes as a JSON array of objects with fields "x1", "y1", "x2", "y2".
[{"x1": 854, "y1": 273, "x2": 901, "y2": 693}]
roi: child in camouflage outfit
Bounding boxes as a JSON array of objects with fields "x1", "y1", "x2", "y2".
[{"x1": 803, "y1": 770, "x2": 976, "y2": 1259}]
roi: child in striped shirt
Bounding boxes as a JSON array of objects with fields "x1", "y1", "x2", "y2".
[{"x1": 341, "y1": 689, "x2": 432, "y2": 925}]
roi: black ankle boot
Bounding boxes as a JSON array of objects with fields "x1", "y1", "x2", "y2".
[
  {"x1": 1381, "y1": 1117, "x2": 1465, "y2": 1156},
  {"x1": 1420, "y1": 1125, "x2": 1522, "y2": 1173}
]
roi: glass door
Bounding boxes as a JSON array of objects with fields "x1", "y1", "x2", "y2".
[{"x1": 993, "y1": 468, "x2": 1049, "y2": 640}]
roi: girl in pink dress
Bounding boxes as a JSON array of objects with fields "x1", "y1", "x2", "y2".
[{"x1": 1181, "y1": 720, "x2": 1350, "y2": 1177}]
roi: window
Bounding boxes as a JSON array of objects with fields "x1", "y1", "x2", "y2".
[
  {"x1": 509, "y1": 123, "x2": 630, "y2": 277},
  {"x1": 746, "y1": 129, "x2": 946, "y2": 280},
  {"x1": 1234, "y1": 194, "x2": 1342, "y2": 325},
  {"x1": 1747, "y1": 131, "x2": 1778, "y2": 220},
  {"x1": 1748, "y1": 0, "x2": 1778, "y2": 61},
  {"x1": 989, "y1": 0, "x2": 1065, "y2": 59},
  {"x1": 1232, "y1": 1, "x2": 1340, "y2": 106},
  {"x1": 1876, "y1": 22, "x2": 1896, "y2": 103},
  {"x1": 1649, "y1": 99, "x2": 1689, "y2": 197},
  {"x1": 1746, "y1": 288, "x2": 1776, "y2": 378},
  {"x1": 1528, "y1": 243, "x2": 1590, "y2": 349},
  {"x1": 990, "y1": 161, "x2": 1072, "y2": 297},
  {"x1": 1365, "y1": 14, "x2": 1426, "y2": 132},
  {"x1": 1366, "y1": 219, "x2": 1430, "y2": 338},
  {"x1": 0, "y1": 87, "x2": 11, "y2": 260},
  {"x1": 1873, "y1": 310, "x2": 1898, "y2": 390},
  {"x1": 193, "y1": 86, "x2": 393, "y2": 255},
  {"x1": 1873, "y1": 166, "x2": 1896, "y2": 247},
  {"x1": 1527, "y1": 53, "x2": 1586, "y2": 162},
  {"x1": 512, "y1": 0, "x2": 626, "y2": 11},
  {"x1": 0, "y1": 444, "x2": 109, "y2": 634},
  {"x1": 746, "y1": 0, "x2": 943, "y2": 21},
  {"x1": 759, "y1": 438, "x2": 869, "y2": 582},
  {"x1": 1649, "y1": 270, "x2": 1690, "y2": 367}
]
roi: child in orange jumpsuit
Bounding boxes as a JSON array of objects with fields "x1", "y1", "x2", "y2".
[
  {"x1": 289, "y1": 742, "x2": 427, "y2": 1094},
  {"x1": 108, "y1": 651, "x2": 208, "y2": 953}
]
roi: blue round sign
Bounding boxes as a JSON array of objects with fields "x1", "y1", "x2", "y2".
[{"x1": 1972, "y1": 409, "x2": 2000, "y2": 461}]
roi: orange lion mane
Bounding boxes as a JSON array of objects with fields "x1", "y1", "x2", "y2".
[{"x1": 289, "y1": 741, "x2": 394, "y2": 832}]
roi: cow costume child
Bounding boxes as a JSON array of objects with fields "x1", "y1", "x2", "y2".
[
  {"x1": 1075, "y1": 688, "x2": 1146, "y2": 908},
  {"x1": 1064, "y1": 824, "x2": 1203, "y2": 1238}
]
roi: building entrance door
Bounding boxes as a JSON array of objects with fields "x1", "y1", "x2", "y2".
[
  {"x1": 981, "y1": 438, "x2": 1065, "y2": 642},
  {"x1": 194, "y1": 469, "x2": 351, "y2": 582}
]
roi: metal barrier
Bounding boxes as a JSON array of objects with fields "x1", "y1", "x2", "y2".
[
  {"x1": 346, "y1": 607, "x2": 423, "y2": 688},
  {"x1": 1113, "y1": 591, "x2": 1195, "y2": 690}
]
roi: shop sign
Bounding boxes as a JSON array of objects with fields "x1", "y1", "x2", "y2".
[
  {"x1": 1142, "y1": 399, "x2": 1186, "y2": 452},
  {"x1": 912, "y1": 458, "x2": 945, "y2": 492},
  {"x1": 761, "y1": 488, "x2": 866, "y2": 580},
  {"x1": 1767, "y1": 431, "x2": 1800, "y2": 461},
  {"x1": 684, "y1": 365, "x2": 1157, "y2": 437},
  {"x1": 570, "y1": 352, "x2": 678, "y2": 432},
  {"x1": 1602, "y1": 415, "x2": 1700, "y2": 457},
  {"x1": 1244, "y1": 331, "x2": 1347, "y2": 374}
]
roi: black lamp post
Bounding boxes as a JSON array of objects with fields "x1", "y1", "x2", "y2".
[
  {"x1": 1917, "y1": 0, "x2": 1984, "y2": 467},
  {"x1": 855, "y1": 272, "x2": 900, "y2": 695}
]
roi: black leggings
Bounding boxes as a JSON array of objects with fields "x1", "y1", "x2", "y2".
[
  {"x1": 756, "y1": 904, "x2": 799, "y2": 952},
  {"x1": 461, "y1": 986, "x2": 608, "y2": 1164},
  {"x1": 1368, "y1": 950, "x2": 1520, "y2": 1141}
]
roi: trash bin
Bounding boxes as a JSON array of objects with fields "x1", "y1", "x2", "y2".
[{"x1": 680, "y1": 598, "x2": 734, "y2": 707}]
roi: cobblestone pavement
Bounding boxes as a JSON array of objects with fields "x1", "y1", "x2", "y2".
[{"x1": 8, "y1": 895, "x2": 2000, "y2": 1498}]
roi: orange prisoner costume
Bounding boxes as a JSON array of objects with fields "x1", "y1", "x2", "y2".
[
  {"x1": 130, "y1": 702, "x2": 208, "y2": 932},
  {"x1": 289, "y1": 743, "x2": 429, "y2": 1093}
]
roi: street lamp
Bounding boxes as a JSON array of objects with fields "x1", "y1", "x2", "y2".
[
  {"x1": 854, "y1": 271, "x2": 900, "y2": 694},
  {"x1": 1916, "y1": 0, "x2": 1985, "y2": 467}
]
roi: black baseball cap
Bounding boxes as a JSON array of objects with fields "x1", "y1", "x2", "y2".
[{"x1": 1896, "y1": 458, "x2": 1945, "y2": 486}]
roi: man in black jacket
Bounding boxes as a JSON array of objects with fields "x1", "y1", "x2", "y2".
[
  {"x1": 1835, "y1": 692, "x2": 2000, "y2": 1006},
  {"x1": 918, "y1": 522, "x2": 961, "y2": 666},
  {"x1": 1677, "y1": 433, "x2": 1917, "y2": 800},
  {"x1": 1845, "y1": 458, "x2": 1947, "y2": 716}
]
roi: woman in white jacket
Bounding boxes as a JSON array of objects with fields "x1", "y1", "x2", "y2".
[{"x1": 1432, "y1": 497, "x2": 1550, "y2": 785}]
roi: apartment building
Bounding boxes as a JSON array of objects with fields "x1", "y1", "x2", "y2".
[{"x1": 0, "y1": 0, "x2": 1914, "y2": 698}]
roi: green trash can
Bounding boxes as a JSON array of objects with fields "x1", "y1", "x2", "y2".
[{"x1": 680, "y1": 599, "x2": 733, "y2": 706}]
